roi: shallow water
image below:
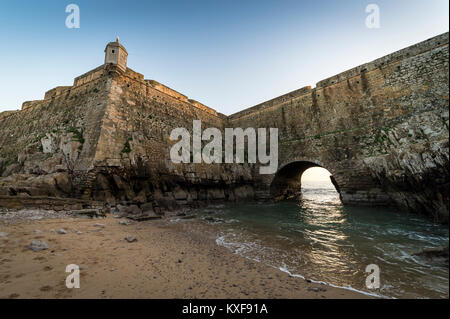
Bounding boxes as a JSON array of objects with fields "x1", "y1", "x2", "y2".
[{"x1": 191, "y1": 181, "x2": 449, "y2": 299}]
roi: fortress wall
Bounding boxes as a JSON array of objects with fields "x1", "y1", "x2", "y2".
[
  {"x1": 316, "y1": 32, "x2": 449, "y2": 88},
  {"x1": 15, "y1": 65, "x2": 111, "y2": 114},
  {"x1": 22, "y1": 100, "x2": 45, "y2": 111},
  {"x1": 0, "y1": 71, "x2": 111, "y2": 180},
  {"x1": 187, "y1": 99, "x2": 222, "y2": 117},
  {"x1": 144, "y1": 80, "x2": 221, "y2": 117},
  {"x1": 146, "y1": 80, "x2": 189, "y2": 103},
  {"x1": 0, "y1": 110, "x2": 19, "y2": 120},
  {"x1": 229, "y1": 33, "x2": 449, "y2": 163},
  {"x1": 228, "y1": 86, "x2": 313, "y2": 120},
  {"x1": 87, "y1": 69, "x2": 254, "y2": 205},
  {"x1": 230, "y1": 33, "x2": 449, "y2": 124},
  {"x1": 95, "y1": 69, "x2": 228, "y2": 168},
  {"x1": 73, "y1": 66, "x2": 106, "y2": 87},
  {"x1": 12, "y1": 66, "x2": 109, "y2": 114},
  {"x1": 228, "y1": 33, "x2": 449, "y2": 221},
  {"x1": 0, "y1": 33, "x2": 448, "y2": 220},
  {"x1": 125, "y1": 68, "x2": 144, "y2": 80},
  {"x1": 44, "y1": 86, "x2": 73, "y2": 100}
]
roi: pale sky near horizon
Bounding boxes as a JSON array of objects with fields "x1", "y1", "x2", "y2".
[
  {"x1": 302, "y1": 167, "x2": 332, "y2": 182},
  {"x1": 0, "y1": 0, "x2": 448, "y2": 115}
]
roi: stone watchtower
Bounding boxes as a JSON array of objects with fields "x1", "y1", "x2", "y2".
[{"x1": 104, "y1": 37, "x2": 128, "y2": 71}]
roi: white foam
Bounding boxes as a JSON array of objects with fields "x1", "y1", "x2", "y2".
[
  {"x1": 216, "y1": 233, "x2": 391, "y2": 299},
  {"x1": 278, "y1": 266, "x2": 390, "y2": 298}
]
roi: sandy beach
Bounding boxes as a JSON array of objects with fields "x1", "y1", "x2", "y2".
[{"x1": 0, "y1": 210, "x2": 369, "y2": 299}]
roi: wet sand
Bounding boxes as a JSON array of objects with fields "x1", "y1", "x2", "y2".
[{"x1": 0, "y1": 212, "x2": 369, "y2": 299}]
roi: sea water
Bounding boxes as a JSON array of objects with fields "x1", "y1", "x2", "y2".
[{"x1": 192, "y1": 181, "x2": 449, "y2": 298}]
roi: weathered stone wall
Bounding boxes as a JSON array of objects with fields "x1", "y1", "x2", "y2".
[
  {"x1": 229, "y1": 32, "x2": 449, "y2": 222},
  {"x1": 0, "y1": 67, "x2": 111, "y2": 197},
  {"x1": 87, "y1": 66, "x2": 255, "y2": 209}
]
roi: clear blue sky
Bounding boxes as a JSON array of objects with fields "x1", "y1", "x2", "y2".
[{"x1": 0, "y1": 0, "x2": 448, "y2": 115}]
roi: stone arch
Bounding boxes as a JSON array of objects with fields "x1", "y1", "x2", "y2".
[{"x1": 269, "y1": 159, "x2": 341, "y2": 200}]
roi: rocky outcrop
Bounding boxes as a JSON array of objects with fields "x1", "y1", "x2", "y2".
[
  {"x1": 362, "y1": 111, "x2": 449, "y2": 222},
  {"x1": 0, "y1": 172, "x2": 72, "y2": 197}
]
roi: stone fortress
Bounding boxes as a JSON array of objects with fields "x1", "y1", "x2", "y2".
[{"x1": 0, "y1": 33, "x2": 448, "y2": 222}]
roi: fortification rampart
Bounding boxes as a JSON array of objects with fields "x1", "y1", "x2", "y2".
[
  {"x1": 229, "y1": 32, "x2": 449, "y2": 121},
  {"x1": 228, "y1": 32, "x2": 449, "y2": 221},
  {"x1": 0, "y1": 33, "x2": 448, "y2": 221}
]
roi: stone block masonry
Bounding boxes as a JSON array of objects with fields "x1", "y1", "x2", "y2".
[{"x1": 0, "y1": 34, "x2": 448, "y2": 222}]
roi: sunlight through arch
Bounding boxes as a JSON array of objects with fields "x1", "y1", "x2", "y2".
[
  {"x1": 270, "y1": 161, "x2": 341, "y2": 200},
  {"x1": 301, "y1": 167, "x2": 332, "y2": 182}
]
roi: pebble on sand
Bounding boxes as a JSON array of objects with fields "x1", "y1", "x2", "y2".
[
  {"x1": 57, "y1": 229, "x2": 67, "y2": 234},
  {"x1": 28, "y1": 240, "x2": 49, "y2": 252},
  {"x1": 308, "y1": 286, "x2": 327, "y2": 292},
  {"x1": 125, "y1": 235, "x2": 137, "y2": 243}
]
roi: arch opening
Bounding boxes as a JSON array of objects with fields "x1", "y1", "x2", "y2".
[
  {"x1": 301, "y1": 167, "x2": 333, "y2": 183},
  {"x1": 270, "y1": 161, "x2": 340, "y2": 201}
]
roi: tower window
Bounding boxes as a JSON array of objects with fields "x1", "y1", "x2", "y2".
[{"x1": 112, "y1": 50, "x2": 115, "y2": 53}]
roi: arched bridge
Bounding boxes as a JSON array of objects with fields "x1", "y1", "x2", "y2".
[{"x1": 228, "y1": 33, "x2": 449, "y2": 222}]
